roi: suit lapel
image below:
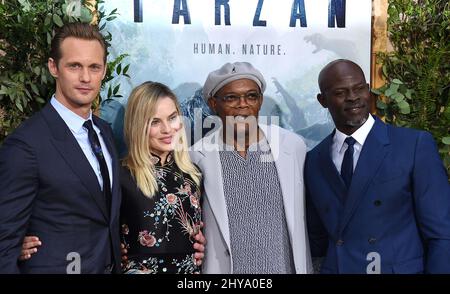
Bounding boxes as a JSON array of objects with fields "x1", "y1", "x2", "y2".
[
  {"x1": 41, "y1": 104, "x2": 109, "y2": 221},
  {"x1": 198, "y1": 138, "x2": 231, "y2": 251},
  {"x1": 317, "y1": 133, "x2": 348, "y2": 201},
  {"x1": 340, "y1": 118, "x2": 390, "y2": 232},
  {"x1": 261, "y1": 125, "x2": 296, "y2": 241}
]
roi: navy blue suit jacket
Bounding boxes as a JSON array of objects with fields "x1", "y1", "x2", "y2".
[
  {"x1": 305, "y1": 116, "x2": 450, "y2": 273},
  {"x1": 0, "y1": 103, "x2": 122, "y2": 273}
]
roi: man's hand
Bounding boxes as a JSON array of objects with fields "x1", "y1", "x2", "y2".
[
  {"x1": 193, "y1": 221, "x2": 206, "y2": 266},
  {"x1": 120, "y1": 242, "x2": 128, "y2": 268},
  {"x1": 19, "y1": 236, "x2": 41, "y2": 261}
]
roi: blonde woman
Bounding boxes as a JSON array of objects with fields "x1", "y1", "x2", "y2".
[
  {"x1": 19, "y1": 82, "x2": 205, "y2": 274},
  {"x1": 119, "y1": 81, "x2": 203, "y2": 274}
]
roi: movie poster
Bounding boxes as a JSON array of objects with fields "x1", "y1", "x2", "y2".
[{"x1": 101, "y1": 0, "x2": 372, "y2": 150}]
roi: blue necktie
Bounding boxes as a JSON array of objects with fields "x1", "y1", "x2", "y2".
[
  {"x1": 83, "y1": 120, "x2": 111, "y2": 214},
  {"x1": 341, "y1": 136, "x2": 356, "y2": 189}
]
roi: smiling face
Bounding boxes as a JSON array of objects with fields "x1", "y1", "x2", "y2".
[
  {"x1": 148, "y1": 97, "x2": 182, "y2": 158},
  {"x1": 48, "y1": 37, "x2": 106, "y2": 118},
  {"x1": 317, "y1": 61, "x2": 371, "y2": 135},
  {"x1": 207, "y1": 79, "x2": 263, "y2": 139}
]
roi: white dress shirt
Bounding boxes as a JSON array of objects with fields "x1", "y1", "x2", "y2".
[
  {"x1": 331, "y1": 115, "x2": 375, "y2": 173},
  {"x1": 51, "y1": 96, "x2": 113, "y2": 190}
]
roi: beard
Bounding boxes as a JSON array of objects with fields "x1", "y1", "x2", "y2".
[{"x1": 345, "y1": 114, "x2": 368, "y2": 128}]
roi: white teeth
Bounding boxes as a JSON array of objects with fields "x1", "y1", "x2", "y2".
[{"x1": 235, "y1": 116, "x2": 247, "y2": 121}]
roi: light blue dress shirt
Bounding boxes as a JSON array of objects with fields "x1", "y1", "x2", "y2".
[{"x1": 51, "y1": 96, "x2": 113, "y2": 190}]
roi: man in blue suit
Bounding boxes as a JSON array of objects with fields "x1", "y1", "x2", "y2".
[
  {"x1": 0, "y1": 23, "x2": 121, "y2": 273},
  {"x1": 305, "y1": 59, "x2": 450, "y2": 274}
]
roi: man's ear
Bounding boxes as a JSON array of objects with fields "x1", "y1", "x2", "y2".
[
  {"x1": 317, "y1": 93, "x2": 327, "y2": 109},
  {"x1": 102, "y1": 65, "x2": 107, "y2": 80},
  {"x1": 48, "y1": 58, "x2": 58, "y2": 78},
  {"x1": 207, "y1": 97, "x2": 216, "y2": 113}
]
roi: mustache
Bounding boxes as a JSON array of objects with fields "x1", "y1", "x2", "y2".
[{"x1": 343, "y1": 102, "x2": 366, "y2": 110}]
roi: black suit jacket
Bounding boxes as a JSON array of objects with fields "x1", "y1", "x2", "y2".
[{"x1": 0, "y1": 103, "x2": 122, "y2": 273}]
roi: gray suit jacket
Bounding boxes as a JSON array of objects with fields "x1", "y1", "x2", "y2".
[{"x1": 189, "y1": 124, "x2": 312, "y2": 273}]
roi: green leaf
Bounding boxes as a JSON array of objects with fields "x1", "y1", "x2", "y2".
[
  {"x1": 371, "y1": 88, "x2": 382, "y2": 95},
  {"x1": 15, "y1": 100, "x2": 24, "y2": 112},
  {"x1": 116, "y1": 63, "x2": 122, "y2": 75},
  {"x1": 22, "y1": 96, "x2": 28, "y2": 107},
  {"x1": 405, "y1": 89, "x2": 412, "y2": 99},
  {"x1": 389, "y1": 83, "x2": 399, "y2": 93},
  {"x1": 107, "y1": 86, "x2": 112, "y2": 98},
  {"x1": 442, "y1": 137, "x2": 450, "y2": 145},
  {"x1": 391, "y1": 92, "x2": 405, "y2": 102},
  {"x1": 30, "y1": 84, "x2": 39, "y2": 95},
  {"x1": 443, "y1": 106, "x2": 450, "y2": 120},
  {"x1": 392, "y1": 79, "x2": 403, "y2": 84},
  {"x1": 53, "y1": 14, "x2": 64, "y2": 27},
  {"x1": 382, "y1": 64, "x2": 388, "y2": 78},
  {"x1": 62, "y1": 3, "x2": 68, "y2": 15},
  {"x1": 36, "y1": 97, "x2": 46, "y2": 104},
  {"x1": 33, "y1": 67, "x2": 41, "y2": 76},
  {"x1": 18, "y1": 73, "x2": 25, "y2": 83},
  {"x1": 41, "y1": 73, "x2": 47, "y2": 84},
  {"x1": 398, "y1": 100, "x2": 410, "y2": 114},
  {"x1": 113, "y1": 84, "x2": 120, "y2": 95},
  {"x1": 385, "y1": 85, "x2": 397, "y2": 97},
  {"x1": 47, "y1": 32, "x2": 52, "y2": 45},
  {"x1": 123, "y1": 64, "x2": 130, "y2": 74},
  {"x1": 18, "y1": 0, "x2": 31, "y2": 12},
  {"x1": 376, "y1": 100, "x2": 387, "y2": 110},
  {"x1": 80, "y1": 7, "x2": 93, "y2": 23},
  {"x1": 45, "y1": 14, "x2": 52, "y2": 26}
]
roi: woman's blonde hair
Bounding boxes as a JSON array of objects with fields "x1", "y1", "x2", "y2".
[{"x1": 123, "y1": 81, "x2": 201, "y2": 198}]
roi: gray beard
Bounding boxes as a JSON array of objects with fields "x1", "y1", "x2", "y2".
[{"x1": 346, "y1": 115, "x2": 368, "y2": 127}]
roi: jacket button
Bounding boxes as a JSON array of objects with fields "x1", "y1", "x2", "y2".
[
  {"x1": 336, "y1": 239, "x2": 344, "y2": 246},
  {"x1": 374, "y1": 200, "x2": 382, "y2": 206},
  {"x1": 368, "y1": 237, "x2": 377, "y2": 244}
]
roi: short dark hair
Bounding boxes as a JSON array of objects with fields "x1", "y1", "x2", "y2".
[{"x1": 49, "y1": 22, "x2": 107, "y2": 66}]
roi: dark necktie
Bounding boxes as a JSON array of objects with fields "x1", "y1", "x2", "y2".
[
  {"x1": 341, "y1": 136, "x2": 356, "y2": 189},
  {"x1": 83, "y1": 120, "x2": 112, "y2": 214}
]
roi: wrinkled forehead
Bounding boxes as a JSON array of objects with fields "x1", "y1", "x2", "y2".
[{"x1": 217, "y1": 78, "x2": 261, "y2": 95}]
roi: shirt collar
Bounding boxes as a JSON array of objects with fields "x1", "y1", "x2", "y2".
[
  {"x1": 217, "y1": 127, "x2": 269, "y2": 151},
  {"x1": 51, "y1": 95, "x2": 93, "y2": 134},
  {"x1": 333, "y1": 114, "x2": 375, "y2": 151}
]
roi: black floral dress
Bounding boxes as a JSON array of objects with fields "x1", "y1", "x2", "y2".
[{"x1": 120, "y1": 153, "x2": 202, "y2": 274}]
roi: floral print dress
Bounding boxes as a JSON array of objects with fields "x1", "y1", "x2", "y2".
[{"x1": 120, "y1": 153, "x2": 202, "y2": 274}]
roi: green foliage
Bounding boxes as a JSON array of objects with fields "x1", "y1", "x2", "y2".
[
  {"x1": 374, "y1": 0, "x2": 450, "y2": 177},
  {"x1": 0, "y1": 0, "x2": 129, "y2": 142}
]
